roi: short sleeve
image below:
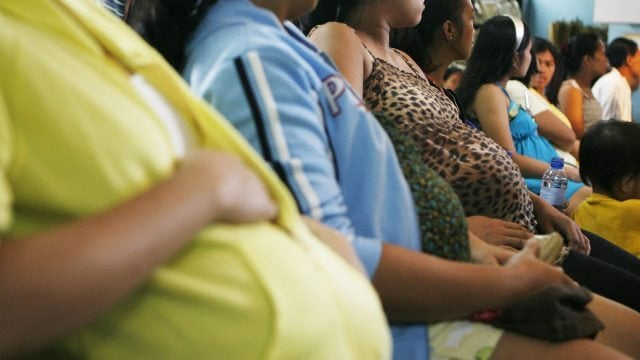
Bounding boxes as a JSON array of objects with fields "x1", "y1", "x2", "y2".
[
  {"x1": 505, "y1": 80, "x2": 548, "y2": 116},
  {"x1": 527, "y1": 87, "x2": 549, "y2": 116},
  {"x1": 184, "y1": 33, "x2": 384, "y2": 277}
]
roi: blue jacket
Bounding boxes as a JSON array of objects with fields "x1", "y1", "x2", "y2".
[{"x1": 183, "y1": 1, "x2": 427, "y2": 358}]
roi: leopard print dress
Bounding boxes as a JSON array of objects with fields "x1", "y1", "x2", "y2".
[
  {"x1": 363, "y1": 55, "x2": 471, "y2": 262},
  {"x1": 363, "y1": 55, "x2": 537, "y2": 234}
]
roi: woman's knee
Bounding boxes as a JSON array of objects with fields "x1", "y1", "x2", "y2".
[{"x1": 491, "y1": 332, "x2": 632, "y2": 360}]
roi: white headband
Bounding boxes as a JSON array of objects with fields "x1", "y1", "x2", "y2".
[{"x1": 507, "y1": 15, "x2": 524, "y2": 52}]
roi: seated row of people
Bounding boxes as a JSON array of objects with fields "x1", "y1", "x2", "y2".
[
  {"x1": 455, "y1": 16, "x2": 592, "y2": 216},
  {"x1": 505, "y1": 35, "x2": 640, "y2": 258},
  {"x1": 1, "y1": 0, "x2": 638, "y2": 358}
]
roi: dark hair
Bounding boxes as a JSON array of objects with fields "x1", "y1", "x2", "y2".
[
  {"x1": 125, "y1": 0, "x2": 217, "y2": 70},
  {"x1": 513, "y1": 41, "x2": 539, "y2": 86},
  {"x1": 579, "y1": 120, "x2": 640, "y2": 193},
  {"x1": 456, "y1": 15, "x2": 531, "y2": 113},
  {"x1": 560, "y1": 32, "x2": 601, "y2": 76},
  {"x1": 532, "y1": 37, "x2": 563, "y2": 104},
  {"x1": 298, "y1": 0, "x2": 364, "y2": 34},
  {"x1": 606, "y1": 37, "x2": 639, "y2": 68},
  {"x1": 444, "y1": 66, "x2": 463, "y2": 81},
  {"x1": 394, "y1": 0, "x2": 467, "y2": 72}
]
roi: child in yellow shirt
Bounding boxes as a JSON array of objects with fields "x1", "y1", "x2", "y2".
[{"x1": 574, "y1": 120, "x2": 640, "y2": 257}]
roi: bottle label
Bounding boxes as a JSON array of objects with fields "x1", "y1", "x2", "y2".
[{"x1": 539, "y1": 187, "x2": 565, "y2": 207}]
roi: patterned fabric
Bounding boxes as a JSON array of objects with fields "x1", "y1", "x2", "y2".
[
  {"x1": 374, "y1": 111, "x2": 471, "y2": 261},
  {"x1": 363, "y1": 58, "x2": 538, "y2": 233},
  {"x1": 429, "y1": 321, "x2": 502, "y2": 360},
  {"x1": 364, "y1": 57, "x2": 470, "y2": 262}
]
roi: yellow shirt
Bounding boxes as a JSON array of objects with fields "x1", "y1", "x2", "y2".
[
  {"x1": 0, "y1": 0, "x2": 391, "y2": 358},
  {"x1": 531, "y1": 88, "x2": 573, "y2": 129},
  {"x1": 573, "y1": 193, "x2": 640, "y2": 257}
]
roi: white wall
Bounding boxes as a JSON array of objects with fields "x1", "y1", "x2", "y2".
[{"x1": 594, "y1": 0, "x2": 640, "y2": 24}]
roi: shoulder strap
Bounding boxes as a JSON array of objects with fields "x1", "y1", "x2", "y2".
[
  {"x1": 392, "y1": 49, "x2": 423, "y2": 76},
  {"x1": 493, "y1": 83, "x2": 522, "y2": 120},
  {"x1": 359, "y1": 40, "x2": 376, "y2": 63},
  {"x1": 494, "y1": 82, "x2": 511, "y2": 98}
]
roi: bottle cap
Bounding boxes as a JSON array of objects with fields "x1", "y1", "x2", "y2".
[{"x1": 550, "y1": 157, "x2": 564, "y2": 169}]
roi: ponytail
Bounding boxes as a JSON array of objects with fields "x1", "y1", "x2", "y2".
[{"x1": 561, "y1": 32, "x2": 600, "y2": 76}]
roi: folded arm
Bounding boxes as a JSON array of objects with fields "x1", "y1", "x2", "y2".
[
  {"x1": 473, "y1": 84, "x2": 553, "y2": 178},
  {"x1": 0, "y1": 150, "x2": 276, "y2": 356}
]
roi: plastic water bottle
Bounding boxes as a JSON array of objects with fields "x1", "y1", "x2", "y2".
[{"x1": 539, "y1": 157, "x2": 568, "y2": 211}]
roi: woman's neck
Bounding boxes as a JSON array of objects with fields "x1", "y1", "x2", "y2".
[
  {"x1": 497, "y1": 76, "x2": 510, "y2": 88},
  {"x1": 424, "y1": 44, "x2": 457, "y2": 86},
  {"x1": 572, "y1": 71, "x2": 594, "y2": 90},
  {"x1": 352, "y1": 21, "x2": 390, "y2": 52},
  {"x1": 354, "y1": 26, "x2": 389, "y2": 50},
  {"x1": 348, "y1": 6, "x2": 391, "y2": 55},
  {"x1": 427, "y1": 66, "x2": 447, "y2": 87}
]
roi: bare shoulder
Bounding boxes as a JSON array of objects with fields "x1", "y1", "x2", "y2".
[
  {"x1": 475, "y1": 83, "x2": 507, "y2": 105},
  {"x1": 557, "y1": 83, "x2": 583, "y2": 107},
  {"x1": 307, "y1": 22, "x2": 365, "y2": 64},
  {"x1": 308, "y1": 22, "x2": 360, "y2": 47},
  {"x1": 558, "y1": 81, "x2": 579, "y2": 96},
  {"x1": 306, "y1": 21, "x2": 371, "y2": 94}
]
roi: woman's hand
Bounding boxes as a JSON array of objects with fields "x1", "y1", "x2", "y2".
[
  {"x1": 182, "y1": 150, "x2": 278, "y2": 223},
  {"x1": 0, "y1": 149, "x2": 277, "y2": 356},
  {"x1": 504, "y1": 239, "x2": 577, "y2": 294},
  {"x1": 302, "y1": 217, "x2": 366, "y2": 275},
  {"x1": 564, "y1": 164, "x2": 582, "y2": 183},
  {"x1": 469, "y1": 231, "x2": 516, "y2": 266},
  {"x1": 530, "y1": 193, "x2": 590, "y2": 254},
  {"x1": 467, "y1": 216, "x2": 533, "y2": 249}
]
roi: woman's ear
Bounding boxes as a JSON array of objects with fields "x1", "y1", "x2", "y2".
[
  {"x1": 513, "y1": 53, "x2": 520, "y2": 69},
  {"x1": 625, "y1": 54, "x2": 634, "y2": 67},
  {"x1": 442, "y1": 20, "x2": 455, "y2": 41},
  {"x1": 615, "y1": 174, "x2": 638, "y2": 200},
  {"x1": 582, "y1": 54, "x2": 593, "y2": 71}
]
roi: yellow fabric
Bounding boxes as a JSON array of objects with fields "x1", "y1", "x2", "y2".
[
  {"x1": 0, "y1": 0, "x2": 391, "y2": 358},
  {"x1": 529, "y1": 88, "x2": 578, "y2": 166},
  {"x1": 0, "y1": 91, "x2": 11, "y2": 231},
  {"x1": 548, "y1": 104, "x2": 573, "y2": 129},
  {"x1": 531, "y1": 89, "x2": 573, "y2": 129},
  {"x1": 573, "y1": 193, "x2": 640, "y2": 257}
]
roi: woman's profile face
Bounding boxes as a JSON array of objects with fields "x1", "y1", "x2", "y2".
[
  {"x1": 514, "y1": 40, "x2": 532, "y2": 78},
  {"x1": 589, "y1": 40, "x2": 610, "y2": 77},
  {"x1": 384, "y1": 0, "x2": 426, "y2": 28},
  {"x1": 454, "y1": 0, "x2": 475, "y2": 60},
  {"x1": 535, "y1": 50, "x2": 556, "y2": 89}
]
